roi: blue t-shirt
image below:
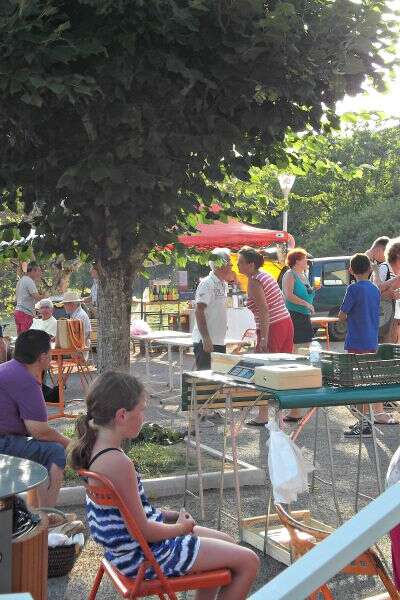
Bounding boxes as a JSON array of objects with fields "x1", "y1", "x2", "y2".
[{"x1": 340, "y1": 280, "x2": 380, "y2": 351}]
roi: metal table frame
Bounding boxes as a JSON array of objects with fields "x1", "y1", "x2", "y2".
[
  {"x1": 183, "y1": 371, "x2": 400, "y2": 543},
  {"x1": 183, "y1": 370, "x2": 270, "y2": 529}
]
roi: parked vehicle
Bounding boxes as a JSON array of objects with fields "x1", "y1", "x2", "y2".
[{"x1": 308, "y1": 256, "x2": 351, "y2": 341}]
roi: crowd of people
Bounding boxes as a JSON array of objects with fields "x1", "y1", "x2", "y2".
[
  {"x1": 191, "y1": 237, "x2": 400, "y2": 434},
  {"x1": 1, "y1": 239, "x2": 400, "y2": 596}
]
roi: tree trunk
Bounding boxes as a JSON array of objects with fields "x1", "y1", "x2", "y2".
[{"x1": 97, "y1": 258, "x2": 134, "y2": 373}]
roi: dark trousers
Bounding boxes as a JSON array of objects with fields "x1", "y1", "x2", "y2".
[{"x1": 193, "y1": 342, "x2": 226, "y2": 370}]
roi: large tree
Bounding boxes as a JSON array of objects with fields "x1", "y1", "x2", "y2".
[{"x1": 0, "y1": 0, "x2": 398, "y2": 371}]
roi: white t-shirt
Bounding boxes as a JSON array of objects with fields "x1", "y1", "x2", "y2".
[
  {"x1": 69, "y1": 306, "x2": 92, "y2": 341},
  {"x1": 31, "y1": 316, "x2": 58, "y2": 338},
  {"x1": 192, "y1": 271, "x2": 228, "y2": 346},
  {"x1": 15, "y1": 275, "x2": 38, "y2": 315}
]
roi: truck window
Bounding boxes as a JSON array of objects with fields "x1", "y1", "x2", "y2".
[{"x1": 322, "y1": 261, "x2": 349, "y2": 286}]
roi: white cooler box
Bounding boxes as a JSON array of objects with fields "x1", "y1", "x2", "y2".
[{"x1": 253, "y1": 363, "x2": 322, "y2": 390}]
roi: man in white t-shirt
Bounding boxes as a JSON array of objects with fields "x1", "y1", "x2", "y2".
[
  {"x1": 31, "y1": 299, "x2": 58, "y2": 339},
  {"x1": 14, "y1": 261, "x2": 43, "y2": 333},
  {"x1": 192, "y1": 248, "x2": 233, "y2": 370}
]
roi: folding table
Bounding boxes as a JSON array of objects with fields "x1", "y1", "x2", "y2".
[
  {"x1": 153, "y1": 337, "x2": 252, "y2": 392},
  {"x1": 130, "y1": 330, "x2": 191, "y2": 382},
  {"x1": 182, "y1": 370, "x2": 400, "y2": 543}
]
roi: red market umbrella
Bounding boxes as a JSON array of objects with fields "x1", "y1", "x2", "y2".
[{"x1": 178, "y1": 218, "x2": 295, "y2": 250}]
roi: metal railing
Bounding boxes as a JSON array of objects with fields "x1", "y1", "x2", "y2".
[{"x1": 250, "y1": 483, "x2": 400, "y2": 599}]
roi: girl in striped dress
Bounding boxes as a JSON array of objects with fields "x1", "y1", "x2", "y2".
[
  {"x1": 69, "y1": 371, "x2": 259, "y2": 599},
  {"x1": 238, "y1": 246, "x2": 294, "y2": 425}
]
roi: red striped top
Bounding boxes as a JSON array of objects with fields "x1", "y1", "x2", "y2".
[{"x1": 247, "y1": 272, "x2": 289, "y2": 327}]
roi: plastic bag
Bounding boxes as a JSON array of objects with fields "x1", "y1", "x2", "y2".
[
  {"x1": 267, "y1": 417, "x2": 314, "y2": 503},
  {"x1": 130, "y1": 319, "x2": 151, "y2": 336}
]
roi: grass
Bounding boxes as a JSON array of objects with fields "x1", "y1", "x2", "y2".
[{"x1": 62, "y1": 424, "x2": 227, "y2": 484}]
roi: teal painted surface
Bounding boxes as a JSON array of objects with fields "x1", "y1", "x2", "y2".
[{"x1": 260, "y1": 383, "x2": 400, "y2": 409}]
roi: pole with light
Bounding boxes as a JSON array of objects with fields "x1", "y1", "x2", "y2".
[{"x1": 278, "y1": 174, "x2": 296, "y2": 232}]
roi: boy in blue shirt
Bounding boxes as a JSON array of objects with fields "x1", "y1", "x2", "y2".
[{"x1": 339, "y1": 253, "x2": 398, "y2": 436}]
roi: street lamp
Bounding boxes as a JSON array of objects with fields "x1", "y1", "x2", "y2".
[{"x1": 278, "y1": 174, "x2": 296, "y2": 232}]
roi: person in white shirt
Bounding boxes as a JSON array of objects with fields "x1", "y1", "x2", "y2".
[
  {"x1": 62, "y1": 290, "x2": 91, "y2": 347},
  {"x1": 14, "y1": 261, "x2": 43, "y2": 333},
  {"x1": 192, "y1": 248, "x2": 233, "y2": 370},
  {"x1": 31, "y1": 299, "x2": 58, "y2": 339}
]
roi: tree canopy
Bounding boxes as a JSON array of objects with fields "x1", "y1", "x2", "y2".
[{"x1": 0, "y1": 0, "x2": 398, "y2": 369}]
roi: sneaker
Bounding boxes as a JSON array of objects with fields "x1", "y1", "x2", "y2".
[{"x1": 344, "y1": 423, "x2": 372, "y2": 437}]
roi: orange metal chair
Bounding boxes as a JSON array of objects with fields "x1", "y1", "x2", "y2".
[
  {"x1": 275, "y1": 503, "x2": 400, "y2": 599},
  {"x1": 79, "y1": 470, "x2": 232, "y2": 599}
]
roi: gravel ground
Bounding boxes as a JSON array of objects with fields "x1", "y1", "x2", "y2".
[{"x1": 47, "y1": 344, "x2": 400, "y2": 599}]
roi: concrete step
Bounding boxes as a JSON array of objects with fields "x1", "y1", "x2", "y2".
[{"x1": 363, "y1": 594, "x2": 390, "y2": 600}]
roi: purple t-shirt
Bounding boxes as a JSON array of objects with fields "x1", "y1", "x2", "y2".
[{"x1": 0, "y1": 359, "x2": 47, "y2": 436}]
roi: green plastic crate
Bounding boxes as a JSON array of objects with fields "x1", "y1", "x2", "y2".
[{"x1": 321, "y1": 344, "x2": 400, "y2": 387}]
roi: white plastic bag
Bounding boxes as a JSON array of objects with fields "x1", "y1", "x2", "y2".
[
  {"x1": 267, "y1": 417, "x2": 314, "y2": 503},
  {"x1": 130, "y1": 319, "x2": 151, "y2": 336}
]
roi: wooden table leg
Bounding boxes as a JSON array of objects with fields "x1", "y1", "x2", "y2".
[{"x1": 0, "y1": 496, "x2": 13, "y2": 592}]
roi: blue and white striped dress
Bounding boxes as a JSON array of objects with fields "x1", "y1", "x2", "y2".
[{"x1": 86, "y1": 471, "x2": 200, "y2": 578}]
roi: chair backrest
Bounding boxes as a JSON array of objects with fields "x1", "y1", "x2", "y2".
[
  {"x1": 241, "y1": 328, "x2": 257, "y2": 341},
  {"x1": 275, "y1": 504, "x2": 332, "y2": 560},
  {"x1": 78, "y1": 469, "x2": 176, "y2": 594},
  {"x1": 275, "y1": 503, "x2": 400, "y2": 598}
]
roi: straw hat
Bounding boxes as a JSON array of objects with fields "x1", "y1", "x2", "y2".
[{"x1": 61, "y1": 290, "x2": 83, "y2": 303}]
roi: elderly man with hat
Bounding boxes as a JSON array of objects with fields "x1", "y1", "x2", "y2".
[
  {"x1": 62, "y1": 290, "x2": 91, "y2": 347},
  {"x1": 31, "y1": 298, "x2": 58, "y2": 339}
]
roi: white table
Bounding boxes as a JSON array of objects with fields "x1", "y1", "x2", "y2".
[
  {"x1": 131, "y1": 330, "x2": 191, "y2": 381},
  {"x1": 188, "y1": 307, "x2": 256, "y2": 340},
  {"x1": 153, "y1": 336, "x2": 252, "y2": 391}
]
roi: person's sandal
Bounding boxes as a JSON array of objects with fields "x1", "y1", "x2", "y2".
[
  {"x1": 246, "y1": 420, "x2": 268, "y2": 427},
  {"x1": 373, "y1": 412, "x2": 400, "y2": 425},
  {"x1": 283, "y1": 416, "x2": 302, "y2": 423},
  {"x1": 35, "y1": 507, "x2": 77, "y2": 529}
]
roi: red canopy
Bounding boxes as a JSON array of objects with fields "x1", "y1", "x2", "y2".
[{"x1": 178, "y1": 218, "x2": 295, "y2": 250}]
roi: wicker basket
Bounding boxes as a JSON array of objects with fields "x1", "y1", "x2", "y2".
[
  {"x1": 321, "y1": 343, "x2": 400, "y2": 387},
  {"x1": 48, "y1": 543, "x2": 77, "y2": 578}
]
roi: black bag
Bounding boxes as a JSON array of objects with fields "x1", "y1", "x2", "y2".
[
  {"x1": 12, "y1": 496, "x2": 40, "y2": 538},
  {"x1": 42, "y1": 382, "x2": 60, "y2": 403}
]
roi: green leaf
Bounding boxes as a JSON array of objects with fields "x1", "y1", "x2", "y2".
[{"x1": 47, "y1": 82, "x2": 66, "y2": 95}]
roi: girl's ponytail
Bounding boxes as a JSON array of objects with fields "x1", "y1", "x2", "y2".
[
  {"x1": 68, "y1": 413, "x2": 98, "y2": 470},
  {"x1": 68, "y1": 370, "x2": 144, "y2": 471}
]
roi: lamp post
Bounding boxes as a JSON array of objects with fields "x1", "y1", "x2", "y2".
[{"x1": 278, "y1": 174, "x2": 296, "y2": 232}]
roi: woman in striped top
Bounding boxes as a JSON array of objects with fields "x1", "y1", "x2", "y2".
[
  {"x1": 238, "y1": 246, "x2": 294, "y2": 425},
  {"x1": 69, "y1": 371, "x2": 259, "y2": 599}
]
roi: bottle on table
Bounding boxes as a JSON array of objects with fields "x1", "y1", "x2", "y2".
[{"x1": 309, "y1": 340, "x2": 322, "y2": 366}]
